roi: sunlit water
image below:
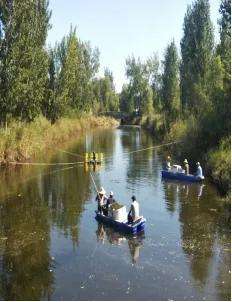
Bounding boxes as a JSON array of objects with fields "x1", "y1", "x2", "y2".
[{"x1": 0, "y1": 127, "x2": 230, "y2": 300}]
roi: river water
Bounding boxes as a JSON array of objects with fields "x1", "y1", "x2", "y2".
[{"x1": 0, "y1": 127, "x2": 230, "y2": 300}]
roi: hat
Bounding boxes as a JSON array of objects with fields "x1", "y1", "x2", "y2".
[
  {"x1": 110, "y1": 191, "x2": 113, "y2": 196},
  {"x1": 184, "y1": 159, "x2": 188, "y2": 164},
  {"x1": 98, "y1": 187, "x2": 106, "y2": 195},
  {"x1": 131, "y1": 195, "x2": 136, "y2": 201},
  {"x1": 196, "y1": 162, "x2": 200, "y2": 166}
]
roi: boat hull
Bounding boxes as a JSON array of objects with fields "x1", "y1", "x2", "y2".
[
  {"x1": 95, "y1": 212, "x2": 146, "y2": 234},
  {"x1": 161, "y1": 170, "x2": 204, "y2": 182}
]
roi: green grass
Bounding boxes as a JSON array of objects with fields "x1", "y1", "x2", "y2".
[
  {"x1": 208, "y1": 137, "x2": 231, "y2": 195},
  {"x1": 0, "y1": 115, "x2": 119, "y2": 164}
]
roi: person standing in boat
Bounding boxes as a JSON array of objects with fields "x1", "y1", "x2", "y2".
[
  {"x1": 106, "y1": 191, "x2": 116, "y2": 215},
  {"x1": 128, "y1": 195, "x2": 140, "y2": 223},
  {"x1": 183, "y1": 159, "x2": 189, "y2": 175},
  {"x1": 195, "y1": 162, "x2": 203, "y2": 179},
  {"x1": 96, "y1": 187, "x2": 107, "y2": 214},
  {"x1": 166, "y1": 156, "x2": 172, "y2": 170}
]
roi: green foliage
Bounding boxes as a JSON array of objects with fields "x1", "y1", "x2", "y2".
[
  {"x1": 180, "y1": 0, "x2": 214, "y2": 115},
  {"x1": 0, "y1": 115, "x2": 118, "y2": 163},
  {"x1": 0, "y1": 0, "x2": 51, "y2": 123},
  {"x1": 119, "y1": 84, "x2": 134, "y2": 114},
  {"x1": 161, "y1": 41, "x2": 180, "y2": 125},
  {"x1": 218, "y1": 0, "x2": 231, "y2": 82},
  {"x1": 122, "y1": 54, "x2": 160, "y2": 115},
  {"x1": 91, "y1": 70, "x2": 119, "y2": 113},
  {"x1": 208, "y1": 137, "x2": 231, "y2": 194}
]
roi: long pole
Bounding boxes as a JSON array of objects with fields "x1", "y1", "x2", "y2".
[{"x1": 89, "y1": 171, "x2": 98, "y2": 193}]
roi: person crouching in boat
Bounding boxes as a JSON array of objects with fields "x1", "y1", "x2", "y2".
[
  {"x1": 128, "y1": 195, "x2": 140, "y2": 224},
  {"x1": 195, "y1": 162, "x2": 203, "y2": 179},
  {"x1": 106, "y1": 191, "x2": 116, "y2": 215},
  {"x1": 183, "y1": 159, "x2": 189, "y2": 175},
  {"x1": 96, "y1": 187, "x2": 107, "y2": 214}
]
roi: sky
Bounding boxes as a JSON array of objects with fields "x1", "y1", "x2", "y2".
[{"x1": 47, "y1": 0, "x2": 222, "y2": 92}]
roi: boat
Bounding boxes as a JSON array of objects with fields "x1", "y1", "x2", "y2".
[
  {"x1": 161, "y1": 170, "x2": 204, "y2": 182},
  {"x1": 95, "y1": 211, "x2": 146, "y2": 234}
]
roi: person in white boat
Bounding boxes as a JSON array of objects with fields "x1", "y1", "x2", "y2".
[
  {"x1": 195, "y1": 162, "x2": 203, "y2": 179},
  {"x1": 96, "y1": 187, "x2": 107, "y2": 214},
  {"x1": 128, "y1": 195, "x2": 140, "y2": 223}
]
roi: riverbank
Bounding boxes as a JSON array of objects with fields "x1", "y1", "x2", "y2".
[
  {"x1": 124, "y1": 113, "x2": 230, "y2": 198},
  {"x1": 0, "y1": 115, "x2": 119, "y2": 165}
]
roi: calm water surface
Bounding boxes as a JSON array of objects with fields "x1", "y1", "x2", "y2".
[{"x1": 0, "y1": 127, "x2": 231, "y2": 300}]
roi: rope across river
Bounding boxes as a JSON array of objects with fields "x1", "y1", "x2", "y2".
[{"x1": 7, "y1": 140, "x2": 180, "y2": 167}]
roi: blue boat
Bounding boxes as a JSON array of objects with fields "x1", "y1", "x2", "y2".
[
  {"x1": 95, "y1": 211, "x2": 146, "y2": 234},
  {"x1": 161, "y1": 170, "x2": 204, "y2": 183}
]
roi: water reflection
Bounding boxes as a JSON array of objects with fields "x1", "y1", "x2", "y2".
[
  {"x1": 0, "y1": 181, "x2": 53, "y2": 300},
  {"x1": 163, "y1": 180, "x2": 206, "y2": 214},
  {"x1": 0, "y1": 127, "x2": 230, "y2": 300},
  {"x1": 96, "y1": 222, "x2": 145, "y2": 264}
]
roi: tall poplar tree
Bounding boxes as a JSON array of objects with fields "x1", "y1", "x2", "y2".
[
  {"x1": 180, "y1": 0, "x2": 214, "y2": 115},
  {"x1": 0, "y1": 0, "x2": 51, "y2": 122},
  {"x1": 161, "y1": 40, "x2": 180, "y2": 124}
]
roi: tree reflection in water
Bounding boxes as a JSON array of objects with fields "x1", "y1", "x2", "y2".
[
  {"x1": 96, "y1": 222, "x2": 145, "y2": 264},
  {"x1": 0, "y1": 180, "x2": 54, "y2": 300}
]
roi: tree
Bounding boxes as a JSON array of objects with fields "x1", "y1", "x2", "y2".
[
  {"x1": 141, "y1": 85, "x2": 153, "y2": 115},
  {"x1": 180, "y1": 0, "x2": 214, "y2": 115},
  {"x1": 161, "y1": 40, "x2": 180, "y2": 124},
  {"x1": 218, "y1": 0, "x2": 231, "y2": 81},
  {"x1": 56, "y1": 27, "x2": 100, "y2": 114},
  {"x1": 91, "y1": 73, "x2": 119, "y2": 113},
  {"x1": 0, "y1": 0, "x2": 51, "y2": 123},
  {"x1": 104, "y1": 67, "x2": 115, "y2": 91},
  {"x1": 216, "y1": 0, "x2": 231, "y2": 136},
  {"x1": 120, "y1": 84, "x2": 134, "y2": 114},
  {"x1": 125, "y1": 55, "x2": 155, "y2": 115}
]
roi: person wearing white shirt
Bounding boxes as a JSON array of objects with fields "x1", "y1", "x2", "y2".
[
  {"x1": 195, "y1": 162, "x2": 203, "y2": 179},
  {"x1": 128, "y1": 195, "x2": 140, "y2": 223}
]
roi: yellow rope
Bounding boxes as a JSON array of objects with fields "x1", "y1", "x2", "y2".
[
  {"x1": 7, "y1": 141, "x2": 180, "y2": 167},
  {"x1": 125, "y1": 140, "x2": 181, "y2": 155},
  {"x1": 8, "y1": 161, "x2": 84, "y2": 166},
  {"x1": 57, "y1": 149, "x2": 85, "y2": 159}
]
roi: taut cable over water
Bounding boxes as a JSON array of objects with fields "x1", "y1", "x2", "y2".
[{"x1": 6, "y1": 140, "x2": 181, "y2": 167}]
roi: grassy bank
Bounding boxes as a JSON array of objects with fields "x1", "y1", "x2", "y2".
[
  {"x1": 137, "y1": 113, "x2": 231, "y2": 197},
  {"x1": 0, "y1": 115, "x2": 119, "y2": 164},
  {"x1": 165, "y1": 118, "x2": 231, "y2": 196}
]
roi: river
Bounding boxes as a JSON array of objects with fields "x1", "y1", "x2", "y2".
[{"x1": 0, "y1": 127, "x2": 230, "y2": 300}]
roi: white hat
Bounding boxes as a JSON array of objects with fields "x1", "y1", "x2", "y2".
[
  {"x1": 98, "y1": 187, "x2": 106, "y2": 195},
  {"x1": 196, "y1": 162, "x2": 200, "y2": 166},
  {"x1": 184, "y1": 159, "x2": 188, "y2": 164},
  {"x1": 110, "y1": 191, "x2": 113, "y2": 196}
]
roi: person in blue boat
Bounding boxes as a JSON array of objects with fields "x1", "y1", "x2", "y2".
[
  {"x1": 166, "y1": 156, "x2": 172, "y2": 170},
  {"x1": 183, "y1": 159, "x2": 189, "y2": 175},
  {"x1": 96, "y1": 187, "x2": 107, "y2": 214},
  {"x1": 195, "y1": 162, "x2": 203, "y2": 179},
  {"x1": 128, "y1": 195, "x2": 140, "y2": 224},
  {"x1": 106, "y1": 191, "x2": 116, "y2": 215}
]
